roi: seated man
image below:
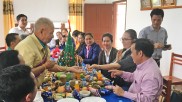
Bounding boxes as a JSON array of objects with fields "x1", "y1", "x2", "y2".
[
  {"x1": 0, "y1": 64, "x2": 37, "y2": 102},
  {"x1": 0, "y1": 50, "x2": 24, "y2": 70},
  {"x1": 110, "y1": 38, "x2": 163, "y2": 102},
  {"x1": 5, "y1": 33, "x2": 21, "y2": 50}
]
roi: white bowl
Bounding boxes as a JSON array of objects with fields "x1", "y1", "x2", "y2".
[
  {"x1": 79, "y1": 90, "x2": 91, "y2": 97},
  {"x1": 80, "y1": 97, "x2": 106, "y2": 102},
  {"x1": 57, "y1": 98, "x2": 79, "y2": 102}
]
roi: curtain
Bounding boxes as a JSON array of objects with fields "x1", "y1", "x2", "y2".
[
  {"x1": 69, "y1": 0, "x2": 83, "y2": 32},
  {"x1": 3, "y1": 0, "x2": 15, "y2": 37}
]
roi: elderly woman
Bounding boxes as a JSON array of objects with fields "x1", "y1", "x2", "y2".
[
  {"x1": 79, "y1": 33, "x2": 101, "y2": 65},
  {"x1": 90, "y1": 29, "x2": 137, "y2": 90}
]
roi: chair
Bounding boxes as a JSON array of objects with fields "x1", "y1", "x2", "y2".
[
  {"x1": 0, "y1": 46, "x2": 6, "y2": 53},
  {"x1": 162, "y1": 52, "x2": 182, "y2": 102}
]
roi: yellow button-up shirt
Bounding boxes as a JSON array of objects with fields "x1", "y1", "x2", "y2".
[{"x1": 15, "y1": 34, "x2": 50, "y2": 86}]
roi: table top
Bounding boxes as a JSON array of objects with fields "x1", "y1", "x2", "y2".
[{"x1": 102, "y1": 93, "x2": 132, "y2": 102}]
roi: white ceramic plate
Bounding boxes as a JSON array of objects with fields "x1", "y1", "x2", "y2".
[
  {"x1": 57, "y1": 98, "x2": 79, "y2": 102},
  {"x1": 80, "y1": 97, "x2": 106, "y2": 102}
]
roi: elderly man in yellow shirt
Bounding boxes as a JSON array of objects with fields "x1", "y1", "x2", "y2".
[{"x1": 15, "y1": 17, "x2": 82, "y2": 86}]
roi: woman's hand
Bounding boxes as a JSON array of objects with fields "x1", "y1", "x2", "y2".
[
  {"x1": 69, "y1": 66, "x2": 83, "y2": 73},
  {"x1": 115, "y1": 49, "x2": 123, "y2": 62}
]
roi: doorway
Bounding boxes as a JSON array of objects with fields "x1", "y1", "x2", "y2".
[{"x1": 114, "y1": 1, "x2": 127, "y2": 49}]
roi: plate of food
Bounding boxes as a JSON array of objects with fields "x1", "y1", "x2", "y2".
[{"x1": 80, "y1": 97, "x2": 106, "y2": 102}]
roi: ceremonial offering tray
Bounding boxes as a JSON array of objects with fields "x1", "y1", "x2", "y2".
[{"x1": 41, "y1": 65, "x2": 112, "y2": 101}]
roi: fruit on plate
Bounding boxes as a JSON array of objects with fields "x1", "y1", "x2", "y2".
[
  {"x1": 97, "y1": 81, "x2": 103, "y2": 86},
  {"x1": 82, "y1": 87, "x2": 88, "y2": 91},
  {"x1": 85, "y1": 75, "x2": 90, "y2": 81},
  {"x1": 93, "y1": 76, "x2": 97, "y2": 81},
  {"x1": 66, "y1": 92, "x2": 73, "y2": 98},
  {"x1": 57, "y1": 86, "x2": 65, "y2": 93}
]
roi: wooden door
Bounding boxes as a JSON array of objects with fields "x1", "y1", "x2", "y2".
[{"x1": 84, "y1": 4, "x2": 114, "y2": 48}]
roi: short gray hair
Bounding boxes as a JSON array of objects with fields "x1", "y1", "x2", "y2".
[{"x1": 34, "y1": 17, "x2": 54, "y2": 31}]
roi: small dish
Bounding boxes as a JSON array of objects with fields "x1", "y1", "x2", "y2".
[
  {"x1": 57, "y1": 98, "x2": 79, "y2": 102},
  {"x1": 79, "y1": 90, "x2": 91, "y2": 97},
  {"x1": 80, "y1": 97, "x2": 106, "y2": 102}
]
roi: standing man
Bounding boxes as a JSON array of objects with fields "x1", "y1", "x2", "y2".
[
  {"x1": 109, "y1": 39, "x2": 163, "y2": 102},
  {"x1": 15, "y1": 17, "x2": 82, "y2": 86},
  {"x1": 5, "y1": 33, "x2": 21, "y2": 50},
  {"x1": 9, "y1": 14, "x2": 33, "y2": 36},
  {"x1": 139, "y1": 8, "x2": 171, "y2": 66}
]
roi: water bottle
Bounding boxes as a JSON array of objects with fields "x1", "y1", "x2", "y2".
[
  {"x1": 65, "y1": 82, "x2": 71, "y2": 92},
  {"x1": 82, "y1": 78, "x2": 87, "y2": 87}
]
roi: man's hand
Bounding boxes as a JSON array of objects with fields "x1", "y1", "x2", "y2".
[
  {"x1": 109, "y1": 70, "x2": 123, "y2": 78},
  {"x1": 154, "y1": 43, "x2": 164, "y2": 49},
  {"x1": 113, "y1": 85, "x2": 125, "y2": 96},
  {"x1": 44, "y1": 60, "x2": 56, "y2": 70}
]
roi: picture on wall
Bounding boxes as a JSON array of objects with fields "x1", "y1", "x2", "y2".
[
  {"x1": 151, "y1": 0, "x2": 162, "y2": 7},
  {"x1": 141, "y1": 0, "x2": 152, "y2": 10},
  {"x1": 162, "y1": 0, "x2": 176, "y2": 7}
]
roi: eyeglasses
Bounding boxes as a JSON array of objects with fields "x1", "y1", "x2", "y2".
[
  {"x1": 120, "y1": 38, "x2": 132, "y2": 41},
  {"x1": 62, "y1": 35, "x2": 67, "y2": 38}
]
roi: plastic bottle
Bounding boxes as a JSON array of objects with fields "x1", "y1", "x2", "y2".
[
  {"x1": 65, "y1": 82, "x2": 71, "y2": 92},
  {"x1": 74, "y1": 81, "x2": 80, "y2": 91},
  {"x1": 82, "y1": 78, "x2": 87, "y2": 87}
]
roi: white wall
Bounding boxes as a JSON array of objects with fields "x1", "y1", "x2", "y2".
[
  {"x1": 0, "y1": 1, "x2": 5, "y2": 47},
  {"x1": 126, "y1": 0, "x2": 182, "y2": 77},
  {"x1": 13, "y1": 0, "x2": 68, "y2": 22}
]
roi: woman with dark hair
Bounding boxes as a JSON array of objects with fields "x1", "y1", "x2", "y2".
[
  {"x1": 72, "y1": 30, "x2": 81, "y2": 50},
  {"x1": 79, "y1": 33, "x2": 101, "y2": 65},
  {"x1": 0, "y1": 50, "x2": 25, "y2": 70},
  {"x1": 76, "y1": 32, "x2": 85, "y2": 54},
  {"x1": 98, "y1": 33, "x2": 118, "y2": 79}
]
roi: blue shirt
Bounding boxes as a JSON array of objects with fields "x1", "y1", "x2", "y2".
[{"x1": 139, "y1": 26, "x2": 168, "y2": 59}]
